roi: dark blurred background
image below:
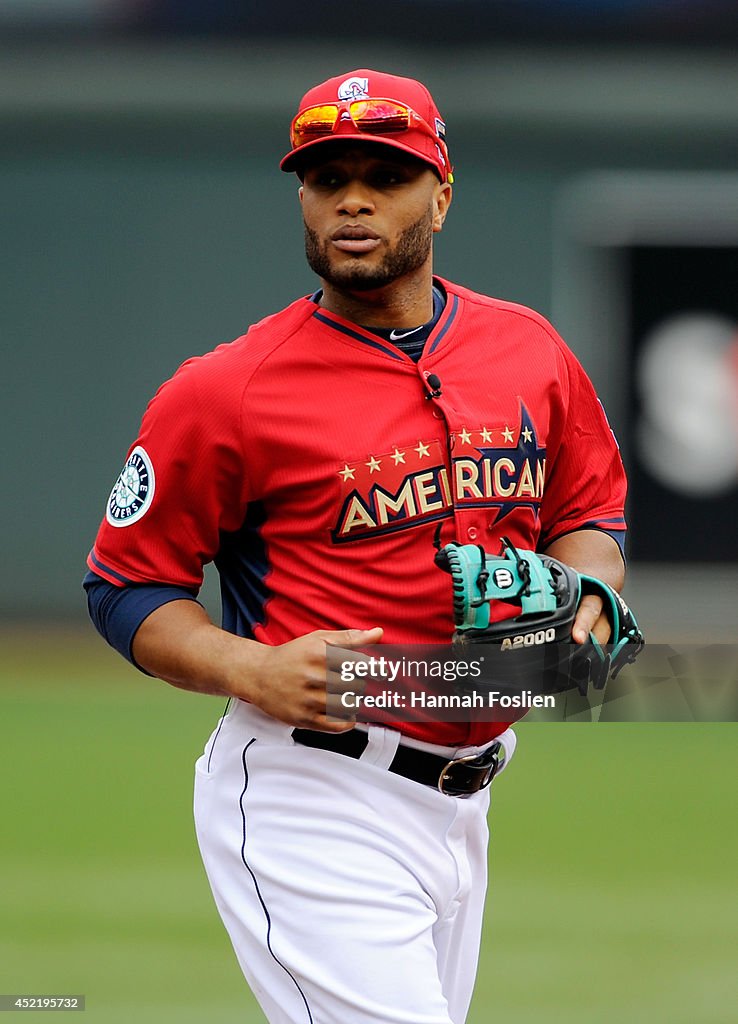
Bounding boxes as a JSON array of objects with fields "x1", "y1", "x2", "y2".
[
  {"x1": 2, "y1": 0, "x2": 737, "y2": 636},
  {"x1": 3, "y1": 1, "x2": 738, "y2": 44}
]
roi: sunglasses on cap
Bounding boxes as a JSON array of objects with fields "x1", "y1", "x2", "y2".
[{"x1": 291, "y1": 97, "x2": 446, "y2": 152}]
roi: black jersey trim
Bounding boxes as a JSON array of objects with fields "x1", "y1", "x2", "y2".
[
  {"x1": 427, "y1": 293, "x2": 459, "y2": 354},
  {"x1": 87, "y1": 549, "x2": 135, "y2": 586},
  {"x1": 239, "y1": 740, "x2": 314, "y2": 1024},
  {"x1": 313, "y1": 311, "x2": 405, "y2": 361},
  {"x1": 216, "y1": 501, "x2": 271, "y2": 639},
  {"x1": 541, "y1": 523, "x2": 627, "y2": 562}
]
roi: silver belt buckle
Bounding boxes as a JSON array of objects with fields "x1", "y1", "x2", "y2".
[{"x1": 438, "y1": 741, "x2": 501, "y2": 798}]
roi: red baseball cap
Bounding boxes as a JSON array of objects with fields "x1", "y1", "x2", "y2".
[{"x1": 280, "y1": 68, "x2": 453, "y2": 183}]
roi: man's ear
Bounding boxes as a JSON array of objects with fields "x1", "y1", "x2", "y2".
[
  {"x1": 433, "y1": 182, "x2": 452, "y2": 233},
  {"x1": 298, "y1": 185, "x2": 304, "y2": 204}
]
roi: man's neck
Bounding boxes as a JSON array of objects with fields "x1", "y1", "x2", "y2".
[{"x1": 319, "y1": 267, "x2": 435, "y2": 329}]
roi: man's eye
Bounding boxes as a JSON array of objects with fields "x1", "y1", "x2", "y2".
[
  {"x1": 315, "y1": 171, "x2": 341, "y2": 187},
  {"x1": 374, "y1": 166, "x2": 413, "y2": 187}
]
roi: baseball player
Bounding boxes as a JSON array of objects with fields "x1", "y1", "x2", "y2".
[{"x1": 85, "y1": 68, "x2": 628, "y2": 1024}]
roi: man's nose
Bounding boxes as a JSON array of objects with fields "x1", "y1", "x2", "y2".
[{"x1": 337, "y1": 180, "x2": 375, "y2": 216}]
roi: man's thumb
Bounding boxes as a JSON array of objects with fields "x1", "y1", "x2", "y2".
[{"x1": 325, "y1": 627, "x2": 384, "y2": 648}]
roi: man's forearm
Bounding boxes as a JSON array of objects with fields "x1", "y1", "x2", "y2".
[
  {"x1": 543, "y1": 529, "x2": 625, "y2": 591},
  {"x1": 132, "y1": 599, "x2": 268, "y2": 699},
  {"x1": 131, "y1": 599, "x2": 384, "y2": 732},
  {"x1": 543, "y1": 529, "x2": 626, "y2": 643}
]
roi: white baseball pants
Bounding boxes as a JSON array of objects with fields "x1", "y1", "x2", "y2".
[{"x1": 194, "y1": 699, "x2": 514, "y2": 1024}]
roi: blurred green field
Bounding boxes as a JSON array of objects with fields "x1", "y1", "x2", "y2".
[{"x1": 2, "y1": 627, "x2": 736, "y2": 1023}]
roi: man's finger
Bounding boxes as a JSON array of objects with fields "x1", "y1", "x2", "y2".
[
  {"x1": 324, "y1": 691, "x2": 357, "y2": 724},
  {"x1": 326, "y1": 667, "x2": 367, "y2": 695},
  {"x1": 572, "y1": 595, "x2": 604, "y2": 644},
  {"x1": 322, "y1": 627, "x2": 384, "y2": 648}
]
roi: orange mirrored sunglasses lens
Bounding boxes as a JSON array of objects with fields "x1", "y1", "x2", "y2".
[
  {"x1": 291, "y1": 100, "x2": 414, "y2": 147},
  {"x1": 349, "y1": 100, "x2": 411, "y2": 133},
  {"x1": 293, "y1": 104, "x2": 342, "y2": 142}
]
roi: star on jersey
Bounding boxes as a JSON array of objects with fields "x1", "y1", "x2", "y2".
[
  {"x1": 454, "y1": 403, "x2": 547, "y2": 524},
  {"x1": 332, "y1": 439, "x2": 452, "y2": 543},
  {"x1": 330, "y1": 405, "x2": 548, "y2": 543}
]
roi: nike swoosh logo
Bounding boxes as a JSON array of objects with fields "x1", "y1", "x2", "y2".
[{"x1": 389, "y1": 326, "x2": 424, "y2": 341}]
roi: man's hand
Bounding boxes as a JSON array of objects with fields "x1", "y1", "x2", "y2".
[
  {"x1": 544, "y1": 529, "x2": 625, "y2": 648},
  {"x1": 247, "y1": 628, "x2": 384, "y2": 732}
]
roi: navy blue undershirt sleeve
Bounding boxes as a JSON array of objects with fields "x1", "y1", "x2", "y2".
[
  {"x1": 599, "y1": 528, "x2": 627, "y2": 563},
  {"x1": 83, "y1": 571, "x2": 200, "y2": 671},
  {"x1": 540, "y1": 526, "x2": 627, "y2": 566}
]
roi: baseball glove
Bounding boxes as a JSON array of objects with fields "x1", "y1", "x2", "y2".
[{"x1": 434, "y1": 537, "x2": 644, "y2": 695}]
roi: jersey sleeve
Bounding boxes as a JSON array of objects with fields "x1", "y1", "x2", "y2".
[
  {"x1": 87, "y1": 356, "x2": 249, "y2": 590},
  {"x1": 538, "y1": 344, "x2": 627, "y2": 555}
]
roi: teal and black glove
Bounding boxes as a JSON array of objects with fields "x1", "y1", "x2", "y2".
[{"x1": 435, "y1": 537, "x2": 644, "y2": 694}]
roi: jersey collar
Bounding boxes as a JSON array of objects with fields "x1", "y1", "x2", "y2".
[{"x1": 308, "y1": 277, "x2": 461, "y2": 362}]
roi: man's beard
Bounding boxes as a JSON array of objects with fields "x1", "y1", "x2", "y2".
[{"x1": 304, "y1": 212, "x2": 433, "y2": 292}]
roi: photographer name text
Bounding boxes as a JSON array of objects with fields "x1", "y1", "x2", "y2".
[{"x1": 339, "y1": 689, "x2": 556, "y2": 710}]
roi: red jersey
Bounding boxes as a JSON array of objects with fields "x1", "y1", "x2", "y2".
[{"x1": 89, "y1": 278, "x2": 627, "y2": 746}]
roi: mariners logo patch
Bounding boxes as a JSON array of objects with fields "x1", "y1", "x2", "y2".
[
  {"x1": 106, "y1": 446, "x2": 155, "y2": 527},
  {"x1": 337, "y1": 76, "x2": 369, "y2": 101}
]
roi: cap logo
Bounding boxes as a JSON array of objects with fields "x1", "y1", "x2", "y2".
[{"x1": 337, "y1": 77, "x2": 369, "y2": 101}]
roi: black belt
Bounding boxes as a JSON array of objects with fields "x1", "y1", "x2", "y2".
[{"x1": 292, "y1": 728, "x2": 501, "y2": 798}]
